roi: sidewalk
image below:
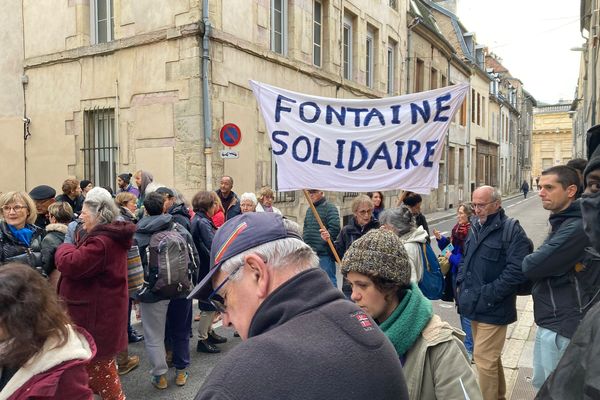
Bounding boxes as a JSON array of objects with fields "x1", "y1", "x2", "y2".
[{"x1": 426, "y1": 191, "x2": 539, "y2": 399}]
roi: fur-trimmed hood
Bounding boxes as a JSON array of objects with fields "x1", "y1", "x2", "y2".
[
  {"x1": 0, "y1": 325, "x2": 95, "y2": 400},
  {"x1": 44, "y1": 223, "x2": 68, "y2": 235}
]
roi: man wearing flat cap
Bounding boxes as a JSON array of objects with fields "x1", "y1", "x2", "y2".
[
  {"x1": 29, "y1": 185, "x2": 56, "y2": 230},
  {"x1": 189, "y1": 212, "x2": 408, "y2": 400}
]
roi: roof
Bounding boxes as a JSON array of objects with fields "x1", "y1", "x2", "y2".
[
  {"x1": 423, "y1": 0, "x2": 473, "y2": 61},
  {"x1": 409, "y1": 0, "x2": 456, "y2": 55}
]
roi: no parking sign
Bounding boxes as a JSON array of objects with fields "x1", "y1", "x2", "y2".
[{"x1": 219, "y1": 123, "x2": 242, "y2": 147}]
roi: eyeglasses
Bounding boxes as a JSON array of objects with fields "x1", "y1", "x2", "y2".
[
  {"x1": 203, "y1": 262, "x2": 246, "y2": 313},
  {"x1": 472, "y1": 201, "x2": 496, "y2": 209},
  {"x1": 356, "y1": 209, "x2": 373, "y2": 215},
  {"x1": 1, "y1": 204, "x2": 27, "y2": 213}
]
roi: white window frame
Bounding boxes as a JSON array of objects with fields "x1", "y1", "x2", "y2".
[
  {"x1": 366, "y1": 31, "x2": 374, "y2": 88},
  {"x1": 271, "y1": 0, "x2": 288, "y2": 55},
  {"x1": 313, "y1": 0, "x2": 322, "y2": 67},
  {"x1": 387, "y1": 42, "x2": 396, "y2": 95},
  {"x1": 343, "y1": 15, "x2": 353, "y2": 80},
  {"x1": 90, "y1": 0, "x2": 114, "y2": 44}
]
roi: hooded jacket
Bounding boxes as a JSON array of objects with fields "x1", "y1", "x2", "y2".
[
  {"x1": 168, "y1": 202, "x2": 192, "y2": 232},
  {"x1": 400, "y1": 226, "x2": 429, "y2": 283},
  {"x1": 134, "y1": 214, "x2": 199, "y2": 303},
  {"x1": 403, "y1": 315, "x2": 482, "y2": 400},
  {"x1": 1, "y1": 326, "x2": 95, "y2": 400},
  {"x1": 195, "y1": 268, "x2": 409, "y2": 400},
  {"x1": 457, "y1": 209, "x2": 531, "y2": 325},
  {"x1": 522, "y1": 199, "x2": 596, "y2": 338},
  {"x1": 56, "y1": 221, "x2": 135, "y2": 358},
  {"x1": 40, "y1": 223, "x2": 67, "y2": 276}
]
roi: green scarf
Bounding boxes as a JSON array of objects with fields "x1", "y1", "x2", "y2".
[{"x1": 379, "y1": 283, "x2": 433, "y2": 357}]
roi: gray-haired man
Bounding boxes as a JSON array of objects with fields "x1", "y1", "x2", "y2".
[{"x1": 189, "y1": 212, "x2": 408, "y2": 400}]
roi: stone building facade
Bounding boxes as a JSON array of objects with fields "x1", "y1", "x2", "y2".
[
  {"x1": 1, "y1": 0, "x2": 533, "y2": 225},
  {"x1": 532, "y1": 103, "x2": 574, "y2": 179}
]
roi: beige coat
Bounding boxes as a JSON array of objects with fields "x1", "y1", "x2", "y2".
[{"x1": 403, "y1": 315, "x2": 483, "y2": 400}]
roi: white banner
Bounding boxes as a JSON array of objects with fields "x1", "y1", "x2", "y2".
[{"x1": 250, "y1": 81, "x2": 469, "y2": 194}]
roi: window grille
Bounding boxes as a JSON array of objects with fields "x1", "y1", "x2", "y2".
[{"x1": 82, "y1": 108, "x2": 117, "y2": 189}]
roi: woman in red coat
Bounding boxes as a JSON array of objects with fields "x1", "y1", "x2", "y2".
[
  {"x1": 0, "y1": 263, "x2": 96, "y2": 400},
  {"x1": 56, "y1": 188, "x2": 136, "y2": 400}
]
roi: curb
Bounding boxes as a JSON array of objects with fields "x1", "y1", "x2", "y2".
[{"x1": 426, "y1": 192, "x2": 525, "y2": 225}]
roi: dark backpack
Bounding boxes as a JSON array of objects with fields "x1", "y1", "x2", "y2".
[
  {"x1": 418, "y1": 242, "x2": 444, "y2": 300},
  {"x1": 502, "y1": 218, "x2": 534, "y2": 295},
  {"x1": 148, "y1": 226, "x2": 191, "y2": 298}
]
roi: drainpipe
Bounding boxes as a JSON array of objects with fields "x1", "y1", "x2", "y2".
[
  {"x1": 21, "y1": 1, "x2": 29, "y2": 190},
  {"x1": 406, "y1": 29, "x2": 412, "y2": 93},
  {"x1": 466, "y1": 83, "x2": 472, "y2": 196},
  {"x1": 201, "y1": 0, "x2": 213, "y2": 191},
  {"x1": 444, "y1": 57, "x2": 450, "y2": 210}
]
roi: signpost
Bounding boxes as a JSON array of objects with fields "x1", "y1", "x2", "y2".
[{"x1": 219, "y1": 123, "x2": 242, "y2": 147}]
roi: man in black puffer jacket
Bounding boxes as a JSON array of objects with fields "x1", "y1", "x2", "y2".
[{"x1": 522, "y1": 165, "x2": 593, "y2": 390}]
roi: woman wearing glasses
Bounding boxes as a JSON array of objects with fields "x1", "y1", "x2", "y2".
[
  {"x1": 0, "y1": 191, "x2": 44, "y2": 272},
  {"x1": 320, "y1": 194, "x2": 380, "y2": 296}
]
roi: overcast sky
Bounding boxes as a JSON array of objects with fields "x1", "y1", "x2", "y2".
[{"x1": 456, "y1": 0, "x2": 582, "y2": 105}]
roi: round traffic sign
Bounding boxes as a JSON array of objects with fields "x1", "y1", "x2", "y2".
[{"x1": 219, "y1": 123, "x2": 242, "y2": 147}]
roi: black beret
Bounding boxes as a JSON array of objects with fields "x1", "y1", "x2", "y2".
[
  {"x1": 156, "y1": 187, "x2": 175, "y2": 197},
  {"x1": 29, "y1": 185, "x2": 56, "y2": 200}
]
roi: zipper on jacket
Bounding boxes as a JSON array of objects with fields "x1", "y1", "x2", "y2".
[
  {"x1": 547, "y1": 280, "x2": 557, "y2": 318},
  {"x1": 574, "y1": 275, "x2": 583, "y2": 312}
]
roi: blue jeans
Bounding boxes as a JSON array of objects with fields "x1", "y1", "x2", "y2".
[
  {"x1": 532, "y1": 326, "x2": 570, "y2": 389},
  {"x1": 461, "y1": 315, "x2": 474, "y2": 354},
  {"x1": 319, "y1": 255, "x2": 337, "y2": 287}
]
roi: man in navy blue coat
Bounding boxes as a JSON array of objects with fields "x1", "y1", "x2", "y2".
[{"x1": 457, "y1": 185, "x2": 530, "y2": 400}]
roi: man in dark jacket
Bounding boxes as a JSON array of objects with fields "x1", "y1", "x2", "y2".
[
  {"x1": 29, "y1": 185, "x2": 56, "y2": 230},
  {"x1": 535, "y1": 126, "x2": 600, "y2": 399},
  {"x1": 457, "y1": 185, "x2": 530, "y2": 400},
  {"x1": 303, "y1": 189, "x2": 340, "y2": 286},
  {"x1": 215, "y1": 176, "x2": 241, "y2": 221},
  {"x1": 188, "y1": 212, "x2": 409, "y2": 400},
  {"x1": 522, "y1": 165, "x2": 591, "y2": 389},
  {"x1": 55, "y1": 178, "x2": 85, "y2": 217}
]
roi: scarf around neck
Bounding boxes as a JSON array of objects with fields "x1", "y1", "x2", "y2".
[
  {"x1": 379, "y1": 283, "x2": 433, "y2": 357},
  {"x1": 8, "y1": 224, "x2": 34, "y2": 247}
]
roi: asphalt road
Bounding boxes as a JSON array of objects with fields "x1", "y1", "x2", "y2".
[{"x1": 120, "y1": 191, "x2": 551, "y2": 399}]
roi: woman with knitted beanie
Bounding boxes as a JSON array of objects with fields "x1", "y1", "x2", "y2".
[{"x1": 341, "y1": 229, "x2": 482, "y2": 400}]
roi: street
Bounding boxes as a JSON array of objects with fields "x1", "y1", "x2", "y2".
[{"x1": 121, "y1": 192, "x2": 549, "y2": 399}]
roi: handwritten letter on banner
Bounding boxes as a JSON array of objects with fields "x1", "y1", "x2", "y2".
[{"x1": 250, "y1": 81, "x2": 469, "y2": 194}]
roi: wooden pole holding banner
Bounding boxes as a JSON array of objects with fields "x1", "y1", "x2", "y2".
[{"x1": 302, "y1": 189, "x2": 342, "y2": 264}]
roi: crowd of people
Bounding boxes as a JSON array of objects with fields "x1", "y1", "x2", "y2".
[{"x1": 0, "y1": 130, "x2": 599, "y2": 400}]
